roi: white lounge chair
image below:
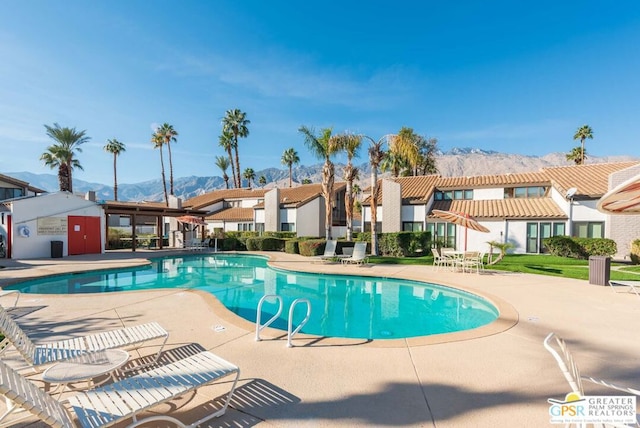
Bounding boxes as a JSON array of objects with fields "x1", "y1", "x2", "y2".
[
  {"x1": 341, "y1": 242, "x2": 368, "y2": 265},
  {"x1": 543, "y1": 332, "x2": 640, "y2": 397},
  {"x1": 0, "y1": 306, "x2": 168, "y2": 369},
  {"x1": 0, "y1": 351, "x2": 240, "y2": 427},
  {"x1": 608, "y1": 280, "x2": 640, "y2": 297},
  {"x1": 314, "y1": 239, "x2": 338, "y2": 262}
]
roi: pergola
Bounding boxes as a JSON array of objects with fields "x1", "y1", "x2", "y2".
[{"x1": 101, "y1": 201, "x2": 208, "y2": 252}]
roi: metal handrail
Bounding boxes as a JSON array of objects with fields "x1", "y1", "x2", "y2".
[
  {"x1": 255, "y1": 295, "x2": 283, "y2": 341},
  {"x1": 287, "y1": 298, "x2": 311, "y2": 348}
]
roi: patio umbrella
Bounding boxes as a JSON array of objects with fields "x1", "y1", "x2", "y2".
[
  {"x1": 597, "y1": 173, "x2": 640, "y2": 214},
  {"x1": 432, "y1": 209, "x2": 489, "y2": 250}
]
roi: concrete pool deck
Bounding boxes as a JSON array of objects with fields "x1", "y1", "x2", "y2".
[{"x1": 0, "y1": 250, "x2": 639, "y2": 427}]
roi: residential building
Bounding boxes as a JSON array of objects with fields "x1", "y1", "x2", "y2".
[
  {"x1": 361, "y1": 162, "x2": 640, "y2": 257},
  {"x1": 0, "y1": 173, "x2": 45, "y2": 201}
]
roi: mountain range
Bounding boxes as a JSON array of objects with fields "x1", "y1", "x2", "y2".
[{"x1": 6, "y1": 148, "x2": 637, "y2": 202}]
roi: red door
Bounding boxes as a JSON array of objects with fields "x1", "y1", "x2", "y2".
[{"x1": 68, "y1": 216, "x2": 101, "y2": 255}]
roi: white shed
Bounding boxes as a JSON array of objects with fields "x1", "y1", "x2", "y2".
[{"x1": 0, "y1": 192, "x2": 105, "y2": 259}]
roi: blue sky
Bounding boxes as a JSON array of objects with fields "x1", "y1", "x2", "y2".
[{"x1": 2, "y1": 1, "x2": 640, "y2": 185}]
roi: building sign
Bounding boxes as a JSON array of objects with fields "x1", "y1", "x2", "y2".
[{"x1": 37, "y1": 217, "x2": 68, "y2": 235}]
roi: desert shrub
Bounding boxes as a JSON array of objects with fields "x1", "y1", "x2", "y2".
[
  {"x1": 299, "y1": 239, "x2": 326, "y2": 257},
  {"x1": 630, "y1": 239, "x2": 640, "y2": 264}
]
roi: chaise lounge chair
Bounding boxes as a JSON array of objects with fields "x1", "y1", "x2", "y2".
[
  {"x1": 0, "y1": 306, "x2": 168, "y2": 369},
  {"x1": 341, "y1": 241, "x2": 368, "y2": 265},
  {"x1": 314, "y1": 240, "x2": 338, "y2": 263},
  {"x1": 543, "y1": 332, "x2": 640, "y2": 397},
  {"x1": 608, "y1": 280, "x2": 640, "y2": 297},
  {"x1": 0, "y1": 350, "x2": 240, "y2": 427}
]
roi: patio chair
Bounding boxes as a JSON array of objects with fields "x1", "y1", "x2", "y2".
[
  {"x1": 456, "y1": 251, "x2": 482, "y2": 273},
  {"x1": 0, "y1": 350, "x2": 239, "y2": 428},
  {"x1": 431, "y1": 248, "x2": 448, "y2": 270},
  {"x1": 0, "y1": 290, "x2": 20, "y2": 308},
  {"x1": 543, "y1": 332, "x2": 640, "y2": 398},
  {"x1": 608, "y1": 280, "x2": 640, "y2": 297},
  {"x1": 341, "y1": 242, "x2": 368, "y2": 265},
  {"x1": 314, "y1": 239, "x2": 338, "y2": 262},
  {"x1": 0, "y1": 306, "x2": 168, "y2": 369}
]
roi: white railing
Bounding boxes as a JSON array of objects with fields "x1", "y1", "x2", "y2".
[{"x1": 254, "y1": 295, "x2": 312, "y2": 348}]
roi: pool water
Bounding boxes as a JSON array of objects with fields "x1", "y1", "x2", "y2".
[{"x1": 6, "y1": 254, "x2": 499, "y2": 340}]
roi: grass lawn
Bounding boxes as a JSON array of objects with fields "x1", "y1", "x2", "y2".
[{"x1": 368, "y1": 253, "x2": 640, "y2": 281}]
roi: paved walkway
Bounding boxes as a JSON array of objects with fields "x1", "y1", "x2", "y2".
[{"x1": 0, "y1": 250, "x2": 639, "y2": 427}]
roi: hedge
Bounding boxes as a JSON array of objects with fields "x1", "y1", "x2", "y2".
[
  {"x1": 298, "y1": 239, "x2": 326, "y2": 256},
  {"x1": 245, "y1": 237, "x2": 286, "y2": 251},
  {"x1": 543, "y1": 236, "x2": 616, "y2": 259},
  {"x1": 630, "y1": 239, "x2": 640, "y2": 264},
  {"x1": 285, "y1": 240, "x2": 300, "y2": 254}
]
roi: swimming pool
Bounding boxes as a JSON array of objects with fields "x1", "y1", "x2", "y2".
[{"x1": 6, "y1": 254, "x2": 499, "y2": 340}]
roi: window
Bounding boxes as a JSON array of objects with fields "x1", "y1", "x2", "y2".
[
  {"x1": 434, "y1": 189, "x2": 473, "y2": 200},
  {"x1": 572, "y1": 222, "x2": 603, "y2": 238},
  {"x1": 281, "y1": 223, "x2": 295, "y2": 232},
  {"x1": 428, "y1": 222, "x2": 456, "y2": 248},
  {"x1": 255, "y1": 223, "x2": 265, "y2": 233},
  {"x1": 237, "y1": 223, "x2": 253, "y2": 231},
  {"x1": 504, "y1": 186, "x2": 548, "y2": 198},
  {"x1": 526, "y1": 221, "x2": 569, "y2": 253},
  {"x1": 402, "y1": 222, "x2": 423, "y2": 232},
  {"x1": 0, "y1": 187, "x2": 24, "y2": 200},
  {"x1": 364, "y1": 222, "x2": 382, "y2": 233}
]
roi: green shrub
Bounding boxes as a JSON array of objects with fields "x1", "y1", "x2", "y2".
[
  {"x1": 574, "y1": 238, "x2": 616, "y2": 257},
  {"x1": 543, "y1": 236, "x2": 616, "y2": 259},
  {"x1": 299, "y1": 239, "x2": 326, "y2": 256},
  {"x1": 285, "y1": 240, "x2": 300, "y2": 254},
  {"x1": 245, "y1": 237, "x2": 285, "y2": 251},
  {"x1": 377, "y1": 232, "x2": 430, "y2": 257},
  {"x1": 631, "y1": 239, "x2": 640, "y2": 264},
  {"x1": 263, "y1": 231, "x2": 297, "y2": 239},
  {"x1": 221, "y1": 237, "x2": 245, "y2": 251}
]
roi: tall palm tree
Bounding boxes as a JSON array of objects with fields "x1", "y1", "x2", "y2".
[
  {"x1": 218, "y1": 130, "x2": 237, "y2": 188},
  {"x1": 214, "y1": 155, "x2": 231, "y2": 189},
  {"x1": 259, "y1": 175, "x2": 267, "y2": 187},
  {"x1": 380, "y1": 149, "x2": 408, "y2": 177},
  {"x1": 104, "y1": 138, "x2": 126, "y2": 201},
  {"x1": 40, "y1": 123, "x2": 90, "y2": 193},
  {"x1": 281, "y1": 148, "x2": 300, "y2": 187},
  {"x1": 157, "y1": 123, "x2": 178, "y2": 195},
  {"x1": 243, "y1": 167, "x2": 256, "y2": 189},
  {"x1": 299, "y1": 125, "x2": 337, "y2": 240},
  {"x1": 222, "y1": 109, "x2": 250, "y2": 188},
  {"x1": 566, "y1": 146, "x2": 586, "y2": 165},
  {"x1": 151, "y1": 132, "x2": 169, "y2": 206},
  {"x1": 390, "y1": 127, "x2": 421, "y2": 175},
  {"x1": 573, "y1": 125, "x2": 593, "y2": 165},
  {"x1": 331, "y1": 133, "x2": 362, "y2": 241},
  {"x1": 364, "y1": 135, "x2": 389, "y2": 256}
]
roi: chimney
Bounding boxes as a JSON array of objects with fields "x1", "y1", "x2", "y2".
[{"x1": 85, "y1": 191, "x2": 96, "y2": 202}]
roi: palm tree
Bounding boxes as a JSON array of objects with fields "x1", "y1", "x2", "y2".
[
  {"x1": 380, "y1": 149, "x2": 408, "y2": 177},
  {"x1": 391, "y1": 127, "x2": 421, "y2": 175},
  {"x1": 218, "y1": 130, "x2": 237, "y2": 188},
  {"x1": 157, "y1": 123, "x2": 178, "y2": 195},
  {"x1": 364, "y1": 135, "x2": 389, "y2": 256},
  {"x1": 566, "y1": 146, "x2": 586, "y2": 165},
  {"x1": 301, "y1": 178, "x2": 312, "y2": 185},
  {"x1": 299, "y1": 125, "x2": 338, "y2": 240},
  {"x1": 281, "y1": 148, "x2": 300, "y2": 187},
  {"x1": 222, "y1": 109, "x2": 250, "y2": 188},
  {"x1": 573, "y1": 125, "x2": 593, "y2": 165},
  {"x1": 331, "y1": 133, "x2": 362, "y2": 241},
  {"x1": 151, "y1": 132, "x2": 169, "y2": 206},
  {"x1": 259, "y1": 175, "x2": 267, "y2": 187},
  {"x1": 243, "y1": 168, "x2": 256, "y2": 189},
  {"x1": 104, "y1": 138, "x2": 126, "y2": 201},
  {"x1": 40, "y1": 123, "x2": 90, "y2": 193},
  {"x1": 214, "y1": 155, "x2": 231, "y2": 189}
]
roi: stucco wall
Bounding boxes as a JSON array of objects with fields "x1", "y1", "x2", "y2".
[
  {"x1": 297, "y1": 198, "x2": 323, "y2": 237},
  {"x1": 10, "y1": 193, "x2": 104, "y2": 259},
  {"x1": 264, "y1": 188, "x2": 279, "y2": 232},
  {"x1": 607, "y1": 164, "x2": 640, "y2": 259}
]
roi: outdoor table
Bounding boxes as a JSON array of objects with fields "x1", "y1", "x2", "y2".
[
  {"x1": 42, "y1": 349, "x2": 129, "y2": 397},
  {"x1": 441, "y1": 250, "x2": 465, "y2": 271}
]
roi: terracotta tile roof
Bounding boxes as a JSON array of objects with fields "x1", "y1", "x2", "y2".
[
  {"x1": 206, "y1": 207, "x2": 254, "y2": 222},
  {"x1": 430, "y1": 198, "x2": 567, "y2": 219},
  {"x1": 542, "y1": 161, "x2": 639, "y2": 198},
  {"x1": 184, "y1": 188, "x2": 267, "y2": 210},
  {"x1": 436, "y1": 172, "x2": 549, "y2": 188},
  {"x1": 253, "y1": 182, "x2": 347, "y2": 208}
]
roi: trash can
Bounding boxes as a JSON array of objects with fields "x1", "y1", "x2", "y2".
[
  {"x1": 588, "y1": 256, "x2": 610, "y2": 286},
  {"x1": 50, "y1": 241, "x2": 63, "y2": 258}
]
